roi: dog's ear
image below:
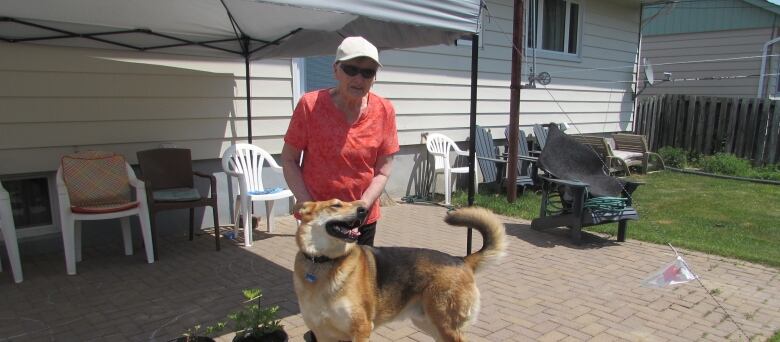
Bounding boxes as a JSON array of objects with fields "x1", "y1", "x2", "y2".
[{"x1": 297, "y1": 201, "x2": 316, "y2": 220}]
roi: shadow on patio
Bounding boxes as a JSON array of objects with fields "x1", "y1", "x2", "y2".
[
  {"x1": 2, "y1": 202, "x2": 779, "y2": 341},
  {"x1": 0, "y1": 219, "x2": 301, "y2": 341}
]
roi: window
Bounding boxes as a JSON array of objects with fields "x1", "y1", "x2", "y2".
[
  {"x1": 527, "y1": 0, "x2": 581, "y2": 55},
  {"x1": 303, "y1": 56, "x2": 337, "y2": 92},
  {"x1": 3, "y1": 177, "x2": 52, "y2": 229},
  {"x1": 292, "y1": 56, "x2": 338, "y2": 104}
]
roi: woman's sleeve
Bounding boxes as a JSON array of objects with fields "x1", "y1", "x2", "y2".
[
  {"x1": 379, "y1": 100, "x2": 400, "y2": 156},
  {"x1": 284, "y1": 97, "x2": 309, "y2": 150}
]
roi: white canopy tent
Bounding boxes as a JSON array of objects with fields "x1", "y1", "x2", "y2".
[
  {"x1": 2, "y1": 0, "x2": 480, "y2": 138},
  {"x1": 1, "y1": 0, "x2": 484, "y2": 252},
  {"x1": 1, "y1": 0, "x2": 480, "y2": 58}
]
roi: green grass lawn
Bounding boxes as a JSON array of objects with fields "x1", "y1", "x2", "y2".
[{"x1": 452, "y1": 171, "x2": 780, "y2": 268}]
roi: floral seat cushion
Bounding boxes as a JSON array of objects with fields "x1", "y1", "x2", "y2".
[
  {"x1": 61, "y1": 151, "x2": 134, "y2": 214},
  {"x1": 70, "y1": 201, "x2": 140, "y2": 214}
]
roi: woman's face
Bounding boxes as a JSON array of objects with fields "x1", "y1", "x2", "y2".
[{"x1": 334, "y1": 57, "x2": 379, "y2": 101}]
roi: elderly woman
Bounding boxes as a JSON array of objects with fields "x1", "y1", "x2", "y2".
[{"x1": 281, "y1": 36, "x2": 399, "y2": 247}]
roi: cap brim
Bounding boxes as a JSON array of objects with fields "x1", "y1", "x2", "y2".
[{"x1": 336, "y1": 54, "x2": 382, "y2": 67}]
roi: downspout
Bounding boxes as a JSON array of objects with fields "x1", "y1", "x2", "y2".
[
  {"x1": 757, "y1": 36, "x2": 780, "y2": 98},
  {"x1": 632, "y1": 2, "x2": 644, "y2": 133},
  {"x1": 759, "y1": 14, "x2": 780, "y2": 98}
]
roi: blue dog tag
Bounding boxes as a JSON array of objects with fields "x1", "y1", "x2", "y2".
[{"x1": 305, "y1": 273, "x2": 317, "y2": 283}]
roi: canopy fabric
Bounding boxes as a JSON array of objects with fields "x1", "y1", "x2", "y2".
[{"x1": 1, "y1": 0, "x2": 481, "y2": 59}]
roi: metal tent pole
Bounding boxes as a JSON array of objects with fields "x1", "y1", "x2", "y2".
[
  {"x1": 467, "y1": 33, "x2": 479, "y2": 255},
  {"x1": 244, "y1": 38, "x2": 253, "y2": 144}
]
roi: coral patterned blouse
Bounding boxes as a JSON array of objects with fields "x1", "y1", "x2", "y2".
[{"x1": 284, "y1": 90, "x2": 399, "y2": 224}]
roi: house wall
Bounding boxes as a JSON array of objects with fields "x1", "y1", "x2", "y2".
[
  {"x1": 640, "y1": 27, "x2": 775, "y2": 97},
  {"x1": 642, "y1": 0, "x2": 777, "y2": 36},
  {"x1": 385, "y1": 0, "x2": 640, "y2": 142},
  {"x1": 0, "y1": 0, "x2": 639, "y2": 244},
  {"x1": 0, "y1": 43, "x2": 294, "y2": 175}
]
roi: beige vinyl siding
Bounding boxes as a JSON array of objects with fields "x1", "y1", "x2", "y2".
[
  {"x1": 378, "y1": 0, "x2": 639, "y2": 143},
  {"x1": 0, "y1": 43, "x2": 293, "y2": 174},
  {"x1": 640, "y1": 27, "x2": 773, "y2": 97},
  {"x1": 0, "y1": 0, "x2": 639, "y2": 175}
]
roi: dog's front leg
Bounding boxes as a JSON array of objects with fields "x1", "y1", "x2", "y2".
[
  {"x1": 351, "y1": 333, "x2": 370, "y2": 342},
  {"x1": 350, "y1": 320, "x2": 372, "y2": 342}
]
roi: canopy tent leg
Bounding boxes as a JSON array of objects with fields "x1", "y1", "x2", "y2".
[
  {"x1": 243, "y1": 38, "x2": 253, "y2": 144},
  {"x1": 467, "y1": 33, "x2": 479, "y2": 255}
]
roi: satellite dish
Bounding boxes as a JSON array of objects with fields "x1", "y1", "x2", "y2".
[
  {"x1": 643, "y1": 58, "x2": 655, "y2": 85},
  {"x1": 537, "y1": 71, "x2": 552, "y2": 85}
]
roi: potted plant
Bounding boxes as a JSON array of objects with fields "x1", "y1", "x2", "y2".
[
  {"x1": 227, "y1": 288, "x2": 288, "y2": 342},
  {"x1": 170, "y1": 322, "x2": 226, "y2": 342},
  {"x1": 172, "y1": 288, "x2": 285, "y2": 342}
]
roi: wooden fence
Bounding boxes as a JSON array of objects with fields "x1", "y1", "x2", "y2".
[{"x1": 635, "y1": 95, "x2": 780, "y2": 165}]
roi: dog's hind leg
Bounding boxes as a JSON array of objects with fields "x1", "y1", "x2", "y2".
[{"x1": 421, "y1": 284, "x2": 479, "y2": 342}]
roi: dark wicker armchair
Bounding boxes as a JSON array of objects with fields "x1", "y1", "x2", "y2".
[{"x1": 136, "y1": 148, "x2": 220, "y2": 260}]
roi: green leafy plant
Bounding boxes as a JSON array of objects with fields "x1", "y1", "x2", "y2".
[
  {"x1": 180, "y1": 322, "x2": 226, "y2": 342},
  {"x1": 699, "y1": 153, "x2": 752, "y2": 176},
  {"x1": 748, "y1": 164, "x2": 780, "y2": 181},
  {"x1": 228, "y1": 288, "x2": 285, "y2": 341},
  {"x1": 178, "y1": 288, "x2": 284, "y2": 342},
  {"x1": 658, "y1": 146, "x2": 687, "y2": 168}
]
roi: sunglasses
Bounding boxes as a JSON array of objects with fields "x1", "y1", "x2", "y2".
[{"x1": 339, "y1": 64, "x2": 377, "y2": 79}]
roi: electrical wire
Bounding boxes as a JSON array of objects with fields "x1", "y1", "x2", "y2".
[
  {"x1": 583, "y1": 73, "x2": 780, "y2": 85},
  {"x1": 547, "y1": 54, "x2": 780, "y2": 75},
  {"x1": 483, "y1": 5, "x2": 780, "y2": 77}
]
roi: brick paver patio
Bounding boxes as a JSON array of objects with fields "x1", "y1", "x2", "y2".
[{"x1": 1, "y1": 203, "x2": 778, "y2": 341}]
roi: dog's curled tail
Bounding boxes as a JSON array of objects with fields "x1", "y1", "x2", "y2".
[{"x1": 444, "y1": 207, "x2": 506, "y2": 272}]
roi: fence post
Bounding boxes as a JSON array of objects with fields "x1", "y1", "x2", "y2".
[{"x1": 684, "y1": 96, "x2": 696, "y2": 151}]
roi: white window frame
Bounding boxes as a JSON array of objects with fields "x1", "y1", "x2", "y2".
[
  {"x1": 1, "y1": 173, "x2": 60, "y2": 239},
  {"x1": 526, "y1": 0, "x2": 584, "y2": 62},
  {"x1": 292, "y1": 57, "x2": 305, "y2": 105}
]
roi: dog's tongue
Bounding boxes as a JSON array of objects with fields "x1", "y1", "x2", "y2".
[{"x1": 347, "y1": 228, "x2": 361, "y2": 239}]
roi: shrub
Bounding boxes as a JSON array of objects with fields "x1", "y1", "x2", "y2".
[
  {"x1": 749, "y1": 164, "x2": 780, "y2": 181},
  {"x1": 658, "y1": 146, "x2": 687, "y2": 168},
  {"x1": 687, "y1": 150, "x2": 704, "y2": 166},
  {"x1": 699, "y1": 153, "x2": 751, "y2": 176}
]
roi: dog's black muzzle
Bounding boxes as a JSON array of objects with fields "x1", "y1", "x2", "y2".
[{"x1": 356, "y1": 206, "x2": 367, "y2": 222}]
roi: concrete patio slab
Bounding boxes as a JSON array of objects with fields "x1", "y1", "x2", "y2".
[{"x1": 1, "y1": 203, "x2": 778, "y2": 341}]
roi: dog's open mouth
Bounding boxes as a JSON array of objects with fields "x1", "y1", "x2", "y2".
[{"x1": 325, "y1": 220, "x2": 362, "y2": 241}]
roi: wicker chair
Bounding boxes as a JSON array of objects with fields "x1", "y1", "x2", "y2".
[
  {"x1": 57, "y1": 151, "x2": 154, "y2": 275},
  {"x1": 137, "y1": 148, "x2": 220, "y2": 260}
]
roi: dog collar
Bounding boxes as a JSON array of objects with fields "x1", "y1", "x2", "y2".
[{"x1": 303, "y1": 252, "x2": 335, "y2": 263}]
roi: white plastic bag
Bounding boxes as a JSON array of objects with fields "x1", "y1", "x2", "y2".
[{"x1": 642, "y1": 255, "x2": 697, "y2": 288}]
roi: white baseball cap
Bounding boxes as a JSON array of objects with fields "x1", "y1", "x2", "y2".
[{"x1": 335, "y1": 36, "x2": 382, "y2": 67}]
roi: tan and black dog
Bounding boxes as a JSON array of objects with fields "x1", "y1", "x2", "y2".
[{"x1": 293, "y1": 199, "x2": 506, "y2": 342}]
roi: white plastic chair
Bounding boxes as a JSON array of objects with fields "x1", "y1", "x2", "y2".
[
  {"x1": 426, "y1": 133, "x2": 470, "y2": 205},
  {"x1": 221, "y1": 144, "x2": 294, "y2": 247},
  {"x1": 0, "y1": 183, "x2": 23, "y2": 283},
  {"x1": 56, "y1": 151, "x2": 154, "y2": 275}
]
